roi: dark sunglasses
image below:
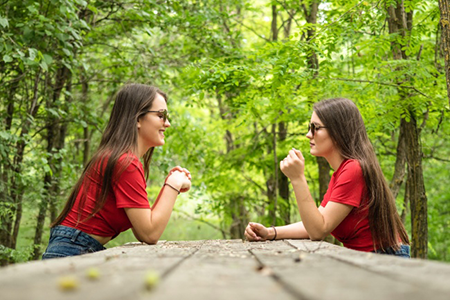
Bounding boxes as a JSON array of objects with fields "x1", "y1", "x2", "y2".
[
  {"x1": 308, "y1": 122, "x2": 327, "y2": 136},
  {"x1": 144, "y1": 109, "x2": 170, "y2": 122}
]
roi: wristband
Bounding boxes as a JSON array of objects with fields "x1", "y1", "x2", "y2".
[
  {"x1": 164, "y1": 183, "x2": 180, "y2": 194},
  {"x1": 270, "y1": 226, "x2": 277, "y2": 241}
]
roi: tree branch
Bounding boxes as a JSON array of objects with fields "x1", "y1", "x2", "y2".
[
  {"x1": 423, "y1": 155, "x2": 450, "y2": 162},
  {"x1": 234, "y1": 19, "x2": 272, "y2": 42},
  {"x1": 317, "y1": 76, "x2": 432, "y2": 99},
  {"x1": 173, "y1": 208, "x2": 227, "y2": 239}
]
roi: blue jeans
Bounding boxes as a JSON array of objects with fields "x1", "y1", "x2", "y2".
[
  {"x1": 375, "y1": 244, "x2": 410, "y2": 258},
  {"x1": 42, "y1": 225, "x2": 106, "y2": 260}
]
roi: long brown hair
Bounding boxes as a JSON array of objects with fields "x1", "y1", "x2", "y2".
[
  {"x1": 52, "y1": 84, "x2": 167, "y2": 227},
  {"x1": 314, "y1": 98, "x2": 409, "y2": 250}
]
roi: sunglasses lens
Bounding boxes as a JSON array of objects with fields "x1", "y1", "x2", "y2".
[{"x1": 308, "y1": 123, "x2": 315, "y2": 136}]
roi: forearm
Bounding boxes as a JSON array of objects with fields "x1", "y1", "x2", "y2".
[
  {"x1": 127, "y1": 187, "x2": 178, "y2": 244},
  {"x1": 272, "y1": 222, "x2": 309, "y2": 240},
  {"x1": 291, "y1": 176, "x2": 327, "y2": 240},
  {"x1": 147, "y1": 188, "x2": 178, "y2": 240}
]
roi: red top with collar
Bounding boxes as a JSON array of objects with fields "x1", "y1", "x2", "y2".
[
  {"x1": 61, "y1": 153, "x2": 150, "y2": 238},
  {"x1": 320, "y1": 159, "x2": 374, "y2": 252}
]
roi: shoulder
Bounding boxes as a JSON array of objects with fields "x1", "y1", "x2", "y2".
[
  {"x1": 340, "y1": 159, "x2": 362, "y2": 172},
  {"x1": 336, "y1": 159, "x2": 363, "y2": 180},
  {"x1": 115, "y1": 153, "x2": 144, "y2": 177},
  {"x1": 117, "y1": 153, "x2": 141, "y2": 168}
]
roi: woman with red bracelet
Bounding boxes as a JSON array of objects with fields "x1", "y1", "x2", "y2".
[
  {"x1": 42, "y1": 84, "x2": 191, "y2": 259},
  {"x1": 244, "y1": 98, "x2": 410, "y2": 258}
]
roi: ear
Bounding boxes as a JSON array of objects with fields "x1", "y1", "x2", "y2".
[{"x1": 137, "y1": 119, "x2": 141, "y2": 129}]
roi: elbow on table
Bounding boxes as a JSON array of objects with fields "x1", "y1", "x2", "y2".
[
  {"x1": 308, "y1": 231, "x2": 328, "y2": 241},
  {"x1": 141, "y1": 236, "x2": 159, "y2": 245},
  {"x1": 134, "y1": 231, "x2": 160, "y2": 245}
]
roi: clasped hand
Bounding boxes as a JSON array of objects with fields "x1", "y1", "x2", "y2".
[
  {"x1": 244, "y1": 222, "x2": 269, "y2": 241},
  {"x1": 280, "y1": 148, "x2": 305, "y2": 181},
  {"x1": 166, "y1": 166, "x2": 191, "y2": 193}
]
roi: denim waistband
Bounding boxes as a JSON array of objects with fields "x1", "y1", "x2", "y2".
[
  {"x1": 51, "y1": 225, "x2": 106, "y2": 251},
  {"x1": 374, "y1": 244, "x2": 410, "y2": 258}
]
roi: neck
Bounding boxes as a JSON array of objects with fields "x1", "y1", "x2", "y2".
[
  {"x1": 325, "y1": 151, "x2": 345, "y2": 171},
  {"x1": 136, "y1": 137, "x2": 150, "y2": 158}
]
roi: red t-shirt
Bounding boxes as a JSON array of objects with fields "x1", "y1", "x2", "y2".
[
  {"x1": 320, "y1": 159, "x2": 374, "y2": 252},
  {"x1": 61, "y1": 153, "x2": 150, "y2": 238}
]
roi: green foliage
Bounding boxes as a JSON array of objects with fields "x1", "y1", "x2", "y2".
[{"x1": 1, "y1": 0, "x2": 449, "y2": 262}]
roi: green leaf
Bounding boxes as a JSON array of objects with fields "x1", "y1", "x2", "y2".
[
  {"x1": 87, "y1": 4, "x2": 98, "y2": 14},
  {"x1": 0, "y1": 15, "x2": 8, "y2": 28},
  {"x1": 40, "y1": 60, "x2": 48, "y2": 71},
  {"x1": 62, "y1": 48, "x2": 72, "y2": 56},
  {"x1": 3, "y1": 55, "x2": 12, "y2": 63},
  {"x1": 28, "y1": 48, "x2": 37, "y2": 60},
  {"x1": 43, "y1": 54, "x2": 53, "y2": 65}
]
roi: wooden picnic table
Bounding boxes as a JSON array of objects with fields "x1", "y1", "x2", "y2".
[{"x1": 1, "y1": 239, "x2": 449, "y2": 300}]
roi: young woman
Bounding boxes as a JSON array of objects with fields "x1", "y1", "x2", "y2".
[
  {"x1": 42, "y1": 84, "x2": 191, "y2": 259},
  {"x1": 244, "y1": 98, "x2": 410, "y2": 258}
]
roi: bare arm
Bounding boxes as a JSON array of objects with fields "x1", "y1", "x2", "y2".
[
  {"x1": 125, "y1": 169, "x2": 191, "y2": 244},
  {"x1": 282, "y1": 149, "x2": 353, "y2": 240},
  {"x1": 245, "y1": 221, "x2": 309, "y2": 241}
]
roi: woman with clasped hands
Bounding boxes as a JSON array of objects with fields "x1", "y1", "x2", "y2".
[
  {"x1": 42, "y1": 84, "x2": 191, "y2": 259},
  {"x1": 245, "y1": 98, "x2": 410, "y2": 258}
]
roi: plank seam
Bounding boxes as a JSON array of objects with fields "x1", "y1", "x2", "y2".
[
  {"x1": 248, "y1": 248, "x2": 312, "y2": 300},
  {"x1": 283, "y1": 240, "x2": 447, "y2": 294},
  {"x1": 160, "y1": 241, "x2": 205, "y2": 279}
]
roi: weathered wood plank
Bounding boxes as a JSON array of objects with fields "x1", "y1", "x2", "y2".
[
  {"x1": 248, "y1": 239, "x2": 450, "y2": 300},
  {"x1": 286, "y1": 239, "x2": 450, "y2": 295},
  {"x1": 144, "y1": 239, "x2": 295, "y2": 300},
  {"x1": 0, "y1": 240, "x2": 200, "y2": 300},
  {"x1": 2, "y1": 239, "x2": 450, "y2": 300}
]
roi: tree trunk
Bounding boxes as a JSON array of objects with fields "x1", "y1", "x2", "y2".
[
  {"x1": 271, "y1": 5, "x2": 278, "y2": 42},
  {"x1": 401, "y1": 176, "x2": 410, "y2": 225},
  {"x1": 216, "y1": 91, "x2": 248, "y2": 238},
  {"x1": 229, "y1": 196, "x2": 248, "y2": 239},
  {"x1": 316, "y1": 157, "x2": 330, "y2": 203},
  {"x1": 387, "y1": 1, "x2": 427, "y2": 258},
  {"x1": 439, "y1": 0, "x2": 450, "y2": 105},
  {"x1": 32, "y1": 66, "x2": 69, "y2": 260},
  {"x1": 302, "y1": 1, "x2": 329, "y2": 205},
  {"x1": 390, "y1": 125, "x2": 407, "y2": 199},
  {"x1": 0, "y1": 79, "x2": 18, "y2": 250},
  {"x1": 278, "y1": 121, "x2": 290, "y2": 224},
  {"x1": 270, "y1": 124, "x2": 278, "y2": 225},
  {"x1": 402, "y1": 116, "x2": 428, "y2": 258},
  {"x1": 276, "y1": 5, "x2": 298, "y2": 225},
  {"x1": 0, "y1": 71, "x2": 42, "y2": 255},
  {"x1": 304, "y1": 0, "x2": 320, "y2": 75},
  {"x1": 81, "y1": 78, "x2": 91, "y2": 166}
]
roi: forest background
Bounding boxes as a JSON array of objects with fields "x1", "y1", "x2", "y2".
[{"x1": 1, "y1": 0, "x2": 449, "y2": 265}]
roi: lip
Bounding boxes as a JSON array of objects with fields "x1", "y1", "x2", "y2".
[
  {"x1": 159, "y1": 129, "x2": 165, "y2": 137},
  {"x1": 310, "y1": 142, "x2": 315, "y2": 147}
]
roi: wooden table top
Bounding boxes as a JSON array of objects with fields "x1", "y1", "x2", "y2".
[{"x1": 1, "y1": 239, "x2": 450, "y2": 300}]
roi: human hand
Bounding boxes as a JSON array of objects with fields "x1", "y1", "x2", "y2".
[
  {"x1": 166, "y1": 167, "x2": 191, "y2": 193},
  {"x1": 280, "y1": 148, "x2": 305, "y2": 182},
  {"x1": 244, "y1": 222, "x2": 269, "y2": 241},
  {"x1": 166, "y1": 166, "x2": 191, "y2": 181}
]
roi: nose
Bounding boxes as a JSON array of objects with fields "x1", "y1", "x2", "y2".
[
  {"x1": 164, "y1": 118, "x2": 171, "y2": 127},
  {"x1": 306, "y1": 129, "x2": 313, "y2": 140}
]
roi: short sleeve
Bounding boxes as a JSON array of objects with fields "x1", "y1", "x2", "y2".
[
  {"x1": 328, "y1": 160, "x2": 366, "y2": 208},
  {"x1": 113, "y1": 157, "x2": 150, "y2": 209}
]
